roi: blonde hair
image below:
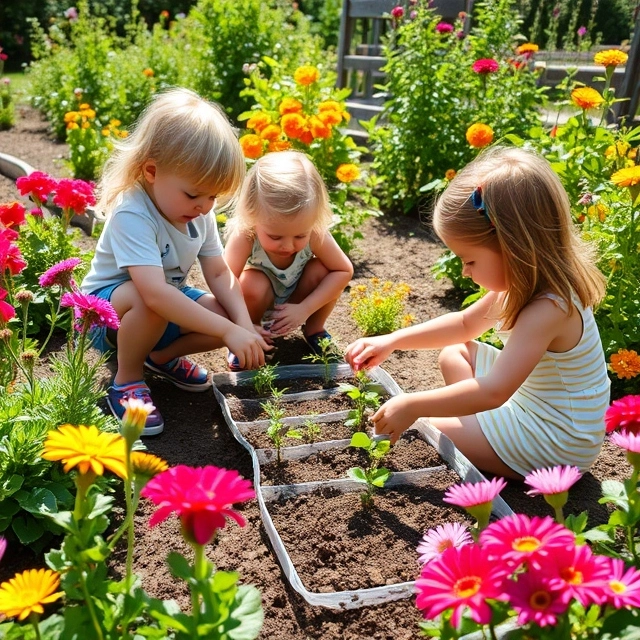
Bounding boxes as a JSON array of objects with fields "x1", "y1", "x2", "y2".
[
  {"x1": 433, "y1": 146, "x2": 606, "y2": 328},
  {"x1": 225, "y1": 150, "x2": 333, "y2": 240},
  {"x1": 96, "y1": 88, "x2": 245, "y2": 214}
]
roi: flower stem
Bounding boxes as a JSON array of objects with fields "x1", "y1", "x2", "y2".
[
  {"x1": 554, "y1": 505, "x2": 565, "y2": 525},
  {"x1": 124, "y1": 448, "x2": 135, "y2": 592},
  {"x1": 488, "y1": 622, "x2": 499, "y2": 640},
  {"x1": 29, "y1": 613, "x2": 42, "y2": 640},
  {"x1": 80, "y1": 570, "x2": 104, "y2": 640}
]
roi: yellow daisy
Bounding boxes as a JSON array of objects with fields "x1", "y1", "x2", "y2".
[{"x1": 0, "y1": 569, "x2": 63, "y2": 621}]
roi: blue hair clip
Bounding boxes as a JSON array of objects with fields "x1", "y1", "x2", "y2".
[{"x1": 470, "y1": 186, "x2": 493, "y2": 226}]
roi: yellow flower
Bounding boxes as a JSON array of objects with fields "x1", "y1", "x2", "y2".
[
  {"x1": 81, "y1": 121, "x2": 90, "y2": 129},
  {"x1": 78, "y1": 103, "x2": 91, "y2": 110},
  {"x1": 609, "y1": 349, "x2": 640, "y2": 380},
  {"x1": 466, "y1": 123, "x2": 494, "y2": 148},
  {"x1": 130, "y1": 451, "x2": 168, "y2": 479},
  {"x1": 587, "y1": 203, "x2": 608, "y2": 222},
  {"x1": 278, "y1": 97, "x2": 303, "y2": 115},
  {"x1": 109, "y1": 119, "x2": 121, "y2": 127},
  {"x1": 246, "y1": 112, "x2": 271, "y2": 133},
  {"x1": 267, "y1": 139, "x2": 292, "y2": 152},
  {"x1": 121, "y1": 397, "x2": 155, "y2": 446},
  {"x1": 445, "y1": 169, "x2": 457, "y2": 180},
  {"x1": 42, "y1": 424, "x2": 127, "y2": 479},
  {"x1": 142, "y1": 68, "x2": 154, "y2": 77},
  {"x1": 239, "y1": 134, "x2": 264, "y2": 159},
  {"x1": 64, "y1": 111, "x2": 79, "y2": 123},
  {"x1": 594, "y1": 49, "x2": 628, "y2": 67},
  {"x1": 336, "y1": 163, "x2": 360, "y2": 183},
  {"x1": 401, "y1": 314, "x2": 415, "y2": 327},
  {"x1": 216, "y1": 212, "x2": 228, "y2": 225},
  {"x1": 66, "y1": 122, "x2": 79, "y2": 130},
  {"x1": 571, "y1": 87, "x2": 604, "y2": 110},
  {"x1": 79, "y1": 108, "x2": 96, "y2": 119},
  {"x1": 611, "y1": 166, "x2": 640, "y2": 187},
  {"x1": 294, "y1": 65, "x2": 320, "y2": 86},
  {"x1": 516, "y1": 43, "x2": 539, "y2": 55},
  {"x1": 317, "y1": 109, "x2": 342, "y2": 126},
  {"x1": 0, "y1": 569, "x2": 63, "y2": 621}
]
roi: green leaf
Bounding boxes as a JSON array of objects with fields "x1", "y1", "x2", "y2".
[
  {"x1": 349, "y1": 432, "x2": 371, "y2": 449},
  {"x1": 347, "y1": 467, "x2": 367, "y2": 483},
  {"x1": 86, "y1": 493, "x2": 114, "y2": 519},
  {"x1": 12, "y1": 514, "x2": 44, "y2": 545},
  {"x1": 370, "y1": 468, "x2": 391, "y2": 487},
  {"x1": 18, "y1": 487, "x2": 58, "y2": 516},
  {"x1": 225, "y1": 584, "x2": 264, "y2": 640},
  {"x1": 167, "y1": 552, "x2": 193, "y2": 581}
]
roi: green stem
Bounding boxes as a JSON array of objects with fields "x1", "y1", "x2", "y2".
[
  {"x1": 124, "y1": 448, "x2": 135, "y2": 592},
  {"x1": 38, "y1": 298, "x2": 62, "y2": 356},
  {"x1": 190, "y1": 544, "x2": 208, "y2": 624},
  {"x1": 80, "y1": 570, "x2": 104, "y2": 640},
  {"x1": 488, "y1": 621, "x2": 499, "y2": 640},
  {"x1": 29, "y1": 613, "x2": 42, "y2": 640},
  {"x1": 554, "y1": 505, "x2": 565, "y2": 525}
]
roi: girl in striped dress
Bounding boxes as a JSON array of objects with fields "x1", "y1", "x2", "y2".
[{"x1": 345, "y1": 146, "x2": 609, "y2": 479}]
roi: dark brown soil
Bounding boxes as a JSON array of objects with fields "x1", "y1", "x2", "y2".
[
  {"x1": 0, "y1": 106, "x2": 631, "y2": 639},
  {"x1": 214, "y1": 375, "x2": 353, "y2": 399}
]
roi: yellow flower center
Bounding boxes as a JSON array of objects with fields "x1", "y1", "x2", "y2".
[
  {"x1": 453, "y1": 576, "x2": 481, "y2": 598},
  {"x1": 529, "y1": 590, "x2": 551, "y2": 610},
  {"x1": 610, "y1": 580, "x2": 626, "y2": 594},
  {"x1": 560, "y1": 567, "x2": 583, "y2": 585},
  {"x1": 513, "y1": 536, "x2": 540, "y2": 552}
]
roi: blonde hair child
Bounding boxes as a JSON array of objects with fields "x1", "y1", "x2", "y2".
[
  {"x1": 224, "y1": 151, "x2": 353, "y2": 369},
  {"x1": 346, "y1": 146, "x2": 609, "y2": 478},
  {"x1": 82, "y1": 88, "x2": 269, "y2": 435}
]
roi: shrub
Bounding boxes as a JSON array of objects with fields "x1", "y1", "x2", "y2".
[{"x1": 350, "y1": 278, "x2": 414, "y2": 336}]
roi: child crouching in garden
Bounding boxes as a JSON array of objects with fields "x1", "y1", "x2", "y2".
[
  {"x1": 224, "y1": 150, "x2": 353, "y2": 370},
  {"x1": 346, "y1": 146, "x2": 610, "y2": 479},
  {"x1": 81, "y1": 88, "x2": 269, "y2": 435}
]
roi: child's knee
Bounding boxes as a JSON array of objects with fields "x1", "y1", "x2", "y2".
[
  {"x1": 240, "y1": 270, "x2": 273, "y2": 306},
  {"x1": 304, "y1": 259, "x2": 330, "y2": 287},
  {"x1": 438, "y1": 344, "x2": 461, "y2": 369}
]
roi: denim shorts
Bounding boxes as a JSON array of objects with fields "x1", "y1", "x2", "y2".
[{"x1": 88, "y1": 282, "x2": 207, "y2": 354}]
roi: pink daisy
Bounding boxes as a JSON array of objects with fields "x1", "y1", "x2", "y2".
[
  {"x1": 480, "y1": 514, "x2": 575, "y2": 570},
  {"x1": 16, "y1": 171, "x2": 58, "y2": 206},
  {"x1": 507, "y1": 571, "x2": 569, "y2": 627},
  {"x1": 0, "y1": 289, "x2": 15, "y2": 324},
  {"x1": 141, "y1": 465, "x2": 255, "y2": 545},
  {"x1": 417, "y1": 522, "x2": 473, "y2": 565},
  {"x1": 443, "y1": 477, "x2": 507, "y2": 529},
  {"x1": 609, "y1": 429, "x2": 640, "y2": 471},
  {"x1": 525, "y1": 465, "x2": 582, "y2": 497},
  {"x1": 0, "y1": 233, "x2": 27, "y2": 276},
  {"x1": 472, "y1": 58, "x2": 499, "y2": 74},
  {"x1": 536, "y1": 544, "x2": 610, "y2": 606},
  {"x1": 415, "y1": 543, "x2": 507, "y2": 628},
  {"x1": 52, "y1": 178, "x2": 96, "y2": 215},
  {"x1": 39, "y1": 257, "x2": 82, "y2": 289},
  {"x1": 605, "y1": 395, "x2": 640, "y2": 434},
  {"x1": 60, "y1": 291, "x2": 120, "y2": 331},
  {"x1": 600, "y1": 557, "x2": 640, "y2": 608},
  {"x1": 0, "y1": 536, "x2": 5, "y2": 562}
]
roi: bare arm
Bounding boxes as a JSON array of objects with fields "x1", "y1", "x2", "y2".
[{"x1": 223, "y1": 230, "x2": 253, "y2": 279}]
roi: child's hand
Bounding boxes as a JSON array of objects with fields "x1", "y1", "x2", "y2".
[
  {"x1": 254, "y1": 324, "x2": 274, "y2": 345},
  {"x1": 269, "y1": 303, "x2": 307, "y2": 336},
  {"x1": 223, "y1": 326, "x2": 271, "y2": 370},
  {"x1": 370, "y1": 394, "x2": 419, "y2": 444},
  {"x1": 345, "y1": 335, "x2": 395, "y2": 372}
]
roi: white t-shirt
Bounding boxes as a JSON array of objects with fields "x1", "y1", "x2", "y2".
[{"x1": 82, "y1": 184, "x2": 223, "y2": 294}]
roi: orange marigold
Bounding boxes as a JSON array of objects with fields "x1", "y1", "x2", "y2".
[
  {"x1": 594, "y1": 49, "x2": 628, "y2": 67},
  {"x1": 64, "y1": 111, "x2": 79, "y2": 123},
  {"x1": 571, "y1": 87, "x2": 604, "y2": 110},
  {"x1": 445, "y1": 169, "x2": 457, "y2": 180},
  {"x1": 281, "y1": 113, "x2": 307, "y2": 140},
  {"x1": 318, "y1": 100, "x2": 341, "y2": 113},
  {"x1": 279, "y1": 97, "x2": 303, "y2": 115},
  {"x1": 516, "y1": 43, "x2": 539, "y2": 55},
  {"x1": 309, "y1": 115, "x2": 331, "y2": 139},
  {"x1": 239, "y1": 134, "x2": 264, "y2": 159},
  {"x1": 259, "y1": 124, "x2": 282, "y2": 142},
  {"x1": 299, "y1": 128, "x2": 314, "y2": 145},
  {"x1": 142, "y1": 68, "x2": 154, "y2": 77},
  {"x1": 268, "y1": 139, "x2": 292, "y2": 152},
  {"x1": 246, "y1": 112, "x2": 271, "y2": 133},
  {"x1": 294, "y1": 65, "x2": 320, "y2": 86},
  {"x1": 336, "y1": 163, "x2": 360, "y2": 183},
  {"x1": 611, "y1": 166, "x2": 640, "y2": 187},
  {"x1": 317, "y1": 110, "x2": 342, "y2": 126},
  {"x1": 66, "y1": 122, "x2": 79, "y2": 130},
  {"x1": 466, "y1": 123, "x2": 494, "y2": 148},
  {"x1": 609, "y1": 349, "x2": 640, "y2": 380}
]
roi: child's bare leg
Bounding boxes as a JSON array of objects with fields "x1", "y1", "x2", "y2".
[
  {"x1": 288, "y1": 259, "x2": 334, "y2": 335},
  {"x1": 438, "y1": 341, "x2": 478, "y2": 384},
  {"x1": 430, "y1": 415, "x2": 522, "y2": 479},
  {"x1": 110, "y1": 282, "x2": 167, "y2": 385},
  {"x1": 148, "y1": 294, "x2": 227, "y2": 364},
  {"x1": 238, "y1": 269, "x2": 274, "y2": 324}
]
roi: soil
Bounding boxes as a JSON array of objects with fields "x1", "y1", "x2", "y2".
[{"x1": 0, "y1": 106, "x2": 630, "y2": 639}]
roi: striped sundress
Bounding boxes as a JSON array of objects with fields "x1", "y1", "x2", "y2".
[{"x1": 475, "y1": 294, "x2": 610, "y2": 476}]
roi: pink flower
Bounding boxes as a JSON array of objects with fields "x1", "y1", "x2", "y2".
[
  {"x1": 52, "y1": 178, "x2": 96, "y2": 216},
  {"x1": 537, "y1": 544, "x2": 610, "y2": 606},
  {"x1": 435, "y1": 21, "x2": 454, "y2": 33},
  {"x1": 577, "y1": 26, "x2": 587, "y2": 37},
  {"x1": 0, "y1": 232, "x2": 27, "y2": 276},
  {"x1": 16, "y1": 171, "x2": 58, "y2": 207},
  {"x1": 61, "y1": 291, "x2": 120, "y2": 331},
  {"x1": 605, "y1": 395, "x2": 640, "y2": 434},
  {"x1": 141, "y1": 465, "x2": 255, "y2": 545},
  {"x1": 600, "y1": 558, "x2": 640, "y2": 608},
  {"x1": 480, "y1": 514, "x2": 575, "y2": 570},
  {"x1": 472, "y1": 58, "x2": 499, "y2": 74},
  {"x1": 391, "y1": 6, "x2": 404, "y2": 18},
  {"x1": 0, "y1": 202, "x2": 26, "y2": 229},
  {"x1": 0, "y1": 289, "x2": 15, "y2": 324},
  {"x1": 39, "y1": 257, "x2": 82, "y2": 289},
  {"x1": 417, "y1": 522, "x2": 473, "y2": 565},
  {"x1": 29, "y1": 207, "x2": 43, "y2": 218},
  {"x1": 507, "y1": 571, "x2": 569, "y2": 627},
  {"x1": 443, "y1": 477, "x2": 507, "y2": 528},
  {"x1": 525, "y1": 465, "x2": 581, "y2": 498},
  {"x1": 0, "y1": 536, "x2": 6, "y2": 562},
  {"x1": 415, "y1": 544, "x2": 507, "y2": 628},
  {"x1": 610, "y1": 429, "x2": 640, "y2": 470}
]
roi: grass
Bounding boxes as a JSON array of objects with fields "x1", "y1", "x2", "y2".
[{"x1": 5, "y1": 72, "x2": 31, "y2": 105}]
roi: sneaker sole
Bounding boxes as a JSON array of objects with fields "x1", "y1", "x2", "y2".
[
  {"x1": 106, "y1": 396, "x2": 165, "y2": 436},
  {"x1": 144, "y1": 361, "x2": 212, "y2": 392}
]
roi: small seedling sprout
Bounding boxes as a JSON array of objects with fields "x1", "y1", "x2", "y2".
[
  {"x1": 339, "y1": 370, "x2": 382, "y2": 431},
  {"x1": 303, "y1": 336, "x2": 343, "y2": 384},
  {"x1": 347, "y1": 431, "x2": 391, "y2": 509}
]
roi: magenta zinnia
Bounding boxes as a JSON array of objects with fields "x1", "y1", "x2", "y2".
[
  {"x1": 415, "y1": 543, "x2": 507, "y2": 628},
  {"x1": 60, "y1": 291, "x2": 120, "y2": 331},
  {"x1": 141, "y1": 465, "x2": 255, "y2": 545},
  {"x1": 52, "y1": 178, "x2": 96, "y2": 215},
  {"x1": 605, "y1": 395, "x2": 640, "y2": 434},
  {"x1": 480, "y1": 514, "x2": 575, "y2": 570},
  {"x1": 472, "y1": 58, "x2": 499, "y2": 74},
  {"x1": 435, "y1": 21, "x2": 453, "y2": 33},
  {"x1": 39, "y1": 257, "x2": 82, "y2": 289},
  {"x1": 601, "y1": 557, "x2": 640, "y2": 608},
  {"x1": 507, "y1": 571, "x2": 569, "y2": 627},
  {"x1": 16, "y1": 171, "x2": 58, "y2": 206},
  {"x1": 525, "y1": 465, "x2": 581, "y2": 497},
  {"x1": 417, "y1": 522, "x2": 473, "y2": 565},
  {"x1": 443, "y1": 477, "x2": 506, "y2": 528},
  {"x1": 609, "y1": 429, "x2": 640, "y2": 471},
  {"x1": 0, "y1": 289, "x2": 15, "y2": 324}
]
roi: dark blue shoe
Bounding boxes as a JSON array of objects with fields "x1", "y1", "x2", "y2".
[
  {"x1": 303, "y1": 329, "x2": 333, "y2": 356},
  {"x1": 106, "y1": 382, "x2": 164, "y2": 436}
]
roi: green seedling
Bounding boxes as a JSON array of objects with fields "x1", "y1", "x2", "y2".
[
  {"x1": 252, "y1": 363, "x2": 279, "y2": 396},
  {"x1": 347, "y1": 431, "x2": 391, "y2": 509},
  {"x1": 303, "y1": 336, "x2": 343, "y2": 384},
  {"x1": 302, "y1": 417, "x2": 322, "y2": 444},
  {"x1": 262, "y1": 399, "x2": 301, "y2": 464},
  {"x1": 339, "y1": 370, "x2": 382, "y2": 431}
]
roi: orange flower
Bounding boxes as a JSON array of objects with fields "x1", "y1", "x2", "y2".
[
  {"x1": 571, "y1": 87, "x2": 604, "y2": 110},
  {"x1": 587, "y1": 203, "x2": 608, "y2": 222},
  {"x1": 594, "y1": 49, "x2": 628, "y2": 67},
  {"x1": 336, "y1": 163, "x2": 360, "y2": 183},
  {"x1": 466, "y1": 123, "x2": 494, "y2": 148},
  {"x1": 299, "y1": 128, "x2": 314, "y2": 145},
  {"x1": 66, "y1": 122, "x2": 79, "y2": 130},
  {"x1": 445, "y1": 169, "x2": 457, "y2": 180},
  {"x1": 294, "y1": 65, "x2": 320, "y2": 86},
  {"x1": 268, "y1": 139, "x2": 292, "y2": 152},
  {"x1": 64, "y1": 111, "x2": 79, "y2": 123},
  {"x1": 317, "y1": 109, "x2": 342, "y2": 126},
  {"x1": 516, "y1": 43, "x2": 539, "y2": 55},
  {"x1": 318, "y1": 100, "x2": 341, "y2": 113},
  {"x1": 259, "y1": 124, "x2": 282, "y2": 142},
  {"x1": 239, "y1": 134, "x2": 264, "y2": 159},
  {"x1": 609, "y1": 349, "x2": 640, "y2": 380},
  {"x1": 611, "y1": 166, "x2": 640, "y2": 187},
  {"x1": 279, "y1": 97, "x2": 303, "y2": 115},
  {"x1": 142, "y1": 68, "x2": 154, "y2": 77},
  {"x1": 281, "y1": 112, "x2": 306, "y2": 139},
  {"x1": 246, "y1": 112, "x2": 271, "y2": 133},
  {"x1": 309, "y1": 115, "x2": 331, "y2": 139}
]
